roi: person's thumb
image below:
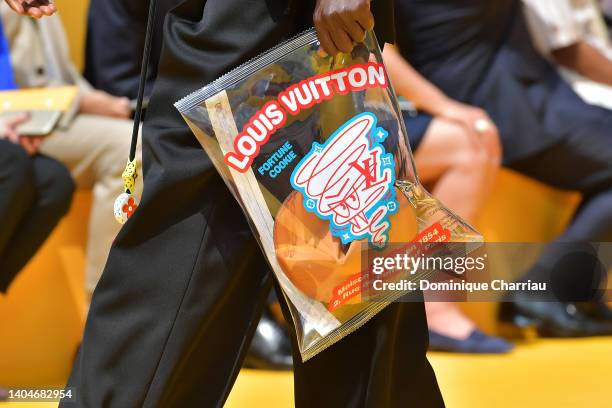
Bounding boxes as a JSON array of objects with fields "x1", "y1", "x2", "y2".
[{"x1": 7, "y1": 112, "x2": 31, "y2": 128}]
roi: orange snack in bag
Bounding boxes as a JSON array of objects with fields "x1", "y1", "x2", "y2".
[{"x1": 274, "y1": 188, "x2": 417, "y2": 303}]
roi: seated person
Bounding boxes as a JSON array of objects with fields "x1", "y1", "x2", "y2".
[
  {"x1": 1, "y1": 1, "x2": 72, "y2": 293},
  {"x1": 523, "y1": 0, "x2": 612, "y2": 109},
  {"x1": 384, "y1": 46, "x2": 512, "y2": 353},
  {"x1": 0, "y1": 115, "x2": 74, "y2": 402},
  {"x1": 1, "y1": 4, "x2": 142, "y2": 300},
  {"x1": 396, "y1": 0, "x2": 612, "y2": 336},
  {"x1": 2, "y1": 15, "x2": 71, "y2": 401},
  {"x1": 0, "y1": 115, "x2": 74, "y2": 294}
]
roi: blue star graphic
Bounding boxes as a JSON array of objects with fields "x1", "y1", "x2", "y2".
[
  {"x1": 382, "y1": 157, "x2": 392, "y2": 166},
  {"x1": 376, "y1": 128, "x2": 388, "y2": 140},
  {"x1": 387, "y1": 202, "x2": 397, "y2": 211},
  {"x1": 306, "y1": 199, "x2": 316, "y2": 209},
  {"x1": 313, "y1": 145, "x2": 324, "y2": 154}
]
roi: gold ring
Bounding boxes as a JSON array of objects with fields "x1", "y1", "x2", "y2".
[{"x1": 474, "y1": 118, "x2": 491, "y2": 134}]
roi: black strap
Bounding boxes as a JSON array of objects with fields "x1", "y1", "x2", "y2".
[{"x1": 129, "y1": 0, "x2": 158, "y2": 162}]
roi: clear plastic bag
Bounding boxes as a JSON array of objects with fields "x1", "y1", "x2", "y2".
[{"x1": 176, "y1": 29, "x2": 481, "y2": 361}]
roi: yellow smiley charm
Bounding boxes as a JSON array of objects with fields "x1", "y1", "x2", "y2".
[{"x1": 114, "y1": 159, "x2": 140, "y2": 224}]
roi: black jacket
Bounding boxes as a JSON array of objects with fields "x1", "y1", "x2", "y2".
[{"x1": 85, "y1": 0, "x2": 395, "y2": 99}]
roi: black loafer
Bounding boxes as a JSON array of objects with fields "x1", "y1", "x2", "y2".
[
  {"x1": 243, "y1": 311, "x2": 293, "y2": 371},
  {"x1": 499, "y1": 292, "x2": 612, "y2": 337}
]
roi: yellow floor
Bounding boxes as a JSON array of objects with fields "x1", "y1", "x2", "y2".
[
  {"x1": 431, "y1": 337, "x2": 612, "y2": 408},
  {"x1": 2, "y1": 337, "x2": 610, "y2": 408}
]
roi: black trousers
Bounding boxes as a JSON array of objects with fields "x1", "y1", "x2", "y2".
[
  {"x1": 63, "y1": 1, "x2": 444, "y2": 407},
  {"x1": 0, "y1": 140, "x2": 74, "y2": 292}
]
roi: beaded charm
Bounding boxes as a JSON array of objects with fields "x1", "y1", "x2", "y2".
[{"x1": 113, "y1": 159, "x2": 139, "y2": 224}]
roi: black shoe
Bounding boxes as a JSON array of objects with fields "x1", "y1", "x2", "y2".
[
  {"x1": 499, "y1": 292, "x2": 612, "y2": 337},
  {"x1": 574, "y1": 301, "x2": 612, "y2": 323},
  {"x1": 243, "y1": 311, "x2": 293, "y2": 371}
]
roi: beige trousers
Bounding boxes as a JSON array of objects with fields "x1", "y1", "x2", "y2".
[{"x1": 40, "y1": 114, "x2": 142, "y2": 295}]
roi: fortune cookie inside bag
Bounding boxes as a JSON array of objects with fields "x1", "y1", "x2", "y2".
[{"x1": 176, "y1": 29, "x2": 482, "y2": 361}]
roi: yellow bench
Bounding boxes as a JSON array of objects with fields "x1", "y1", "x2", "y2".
[
  {"x1": 0, "y1": 0, "x2": 90, "y2": 388},
  {"x1": 0, "y1": 169, "x2": 581, "y2": 387},
  {"x1": 0, "y1": 192, "x2": 90, "y2": 387}
]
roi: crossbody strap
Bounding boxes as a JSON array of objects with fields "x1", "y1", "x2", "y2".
[{"x1": 114, "y1": 0, "x2": 158, "y2": 224}]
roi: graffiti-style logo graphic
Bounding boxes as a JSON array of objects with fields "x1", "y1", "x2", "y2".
[{"x1": 291, "y1": 113, "x2": 398, "y2": 247}]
